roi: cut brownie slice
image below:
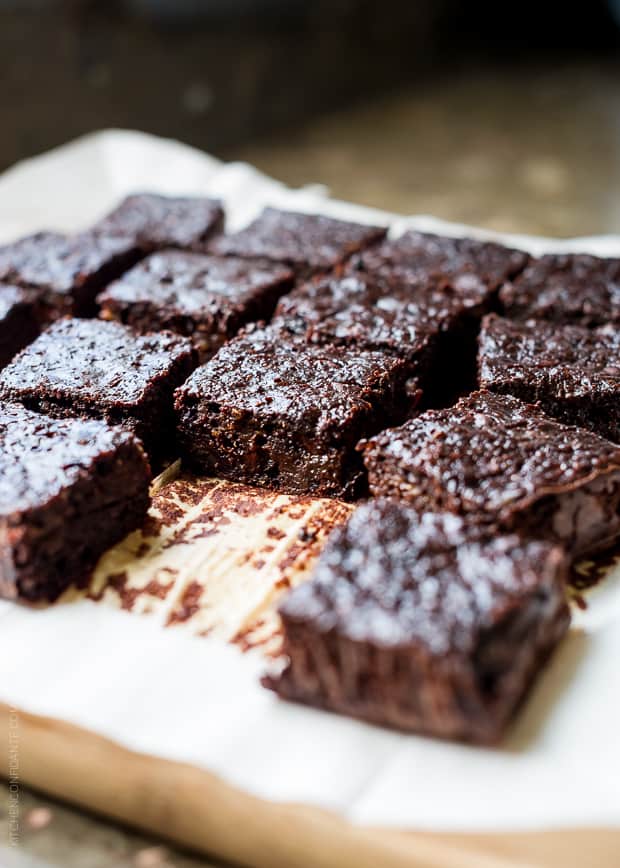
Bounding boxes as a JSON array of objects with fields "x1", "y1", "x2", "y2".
[
  {"x1": 0, "y1": 403, "x2": 151, "y2": 602},
  {"x1": 266, "y1": 501, "x2": 570, "y2": 743},
  {"x1": 272, "y1": 267, "x2": 494, "y2": 401},
  {"x1": 361, "y1": 390, "x2": 620, "y2": 558},
  {"x1": 92, "y1": 193, "x2": 224, "y2": 253},
  {"x1": 98, "y1": 250, "x2": 294, "y2": 360},
  {"x1": 174, "y1": 327, "x2": 420, "y2": 499},
  {"x1": 273, "y1": 270, "x2": 440, "y2": 358},
  {"x1": 0, "y1": 285, "x2": 40, "y2": 369},
  {"x1": 0, "y1": 318, "x2": 196, "y2": 462},
  {"x1": 340, "y1": 231, "x2": 528, "y2": 403},
  {"x1": 499, "y1": 253, "x2": 620, "y2": 327},
  {"x1": 353, "y1": 229, "x2": 529, "y2": 289},
  {"x1": 479, "y1": 314, "x2": 620, "y2": 443},
  {"x1": 209, "y1": 207, "x2": 387, "y2": 277},
  {"x1": 0, "y1": 231, "x2": 142, "y2": 320}
]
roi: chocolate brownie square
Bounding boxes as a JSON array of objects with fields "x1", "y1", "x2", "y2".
[
  {"x1": 479, "y1": 314, "x2": 620, "y2": 443},
  {"x1": 92, "y1": 193, "x2": 224, "y2": 253},
  {"x1": 361, "y1": 390, "x2": 620, "y2": 558},
  {"x1": 0, "y1": 318, "x2": 196, "y2": 462},
  {"x1": 499, "y1": 253, "x2": 620, "y2": 327},
  {"x1": 0, "y1": 403, "x2": 151, "y2": 602},
  {"x1": 354, "y1": 229, "x2": 529, "y2": 289},
  {"x1": 272, "y1": 266, "x2": 496, "y2": 401},
  {"x1": 98, "y1": 250, "x2": 294, "y2": 360},
  {"x1": 174, "y1": 327, "x2": 420, "y2": 499},
  {"x1": 266, "y1": 500, "x2": 570, "y2": 743},
  {"x1": 0, "y1": 285, "x2": 40, "y2": 369},
  {"x1": 340, "y1": 231, "x2": 528, "y2": 402},
  {"x1": 209, "y1": 207, "x2": 387, "y2": 277},
  {"x1": 273, "y1": 270, "x2": 439, "y2": 362},
  {"x1": 0, "y1": 231, "x2": 142, "y2": 320}
]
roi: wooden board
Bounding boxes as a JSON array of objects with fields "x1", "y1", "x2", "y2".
[{"x1": 2, "y1": 705, "x2": 618, "y2": 868}]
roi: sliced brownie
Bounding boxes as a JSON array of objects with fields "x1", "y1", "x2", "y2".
[
  {"x1": 273, "y1": 266, "x2": 493, "y2": 401},
  {"x1": 337, "y1": 231, "x2": 528, "y2": 402},
  {"x1": 0, "y1": 403, "x2": 150, "y2": 602},
  {"x1": 499, "y1": 253, "x2": 620, "y2": 327},
  {"x1": 209, "y1": 207, "x2": 387, "y2": 278},
  {"x1": 98, "y1": 250, "x2": 293, "y2": 360},
  {"x1": 361, "y1": 390, "x2": 620, "y2": 558},
  {"x1": 92, "y1": 193, "x2": 224, "y2": 253},
  {"x1": 174, "y1": 327, "x2": 420, "y2": 499},
  {"x1": 0, "y1": 318, "x2": 196, "y2": 462},
  {"x1": 267, "y1": 500, "x2": 570, "y2": 743},
  {"x1": 0, "y1": 231, "x2": 141, "y2": 320},
  {"x1": 354, "y1": 229, "x2": 529, "y2": 289},
  {"x1": 479, "y1": 314, "x2": 620, "y2": 443}
]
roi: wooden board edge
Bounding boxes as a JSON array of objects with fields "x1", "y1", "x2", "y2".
[{"x1": 1, "y1": 704, "x2": 617, "y2": 868}]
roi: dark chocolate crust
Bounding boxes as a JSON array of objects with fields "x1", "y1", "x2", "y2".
[
  {"x1": 174, "y1": 327, "x2": 421, "y2": 499},
  {"x1": 478, "y1": 314, "x2": 620, "y2": 442},
  {"x1": 0, "y1": 284, "x2": 40, "y2": 369},
  {"x1": 499, "y1": 253, "x2": 620, "y2": 327},
  {"x1": 0, "y1": 404, "x2": 151, "y2": 602},
  {"x1": 0, "y1": 318, "x2": 197, "y2": 461},
  {"x1": 209, "y1": 207, "x2": 387, "y2": 277},
  {"x1": 92, "y1": 193, "x2": 224, "y2": 253},
  {"x1": 267, "y1": 501, "x2": 570, "y2": 743},
  {"x1": 361, "y1": 390, "x2": 620, "y2": 557},
  {"x1": 0, "y1": 231, "x2": 142, "y2": 320},
  {"x1": 98, "y1": 250, "x2": 294, "y2": 360},
  {"x1": 352, "y1": 229, "x2": 529, "y2": 289}
]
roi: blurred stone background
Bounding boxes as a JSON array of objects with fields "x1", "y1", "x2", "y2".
[
  {"x1": 3, "y1": 2, "x2": 620, "y2": 866},
  {"x1": 2, "y1": 1, "x2": 620, "y2": 235}
]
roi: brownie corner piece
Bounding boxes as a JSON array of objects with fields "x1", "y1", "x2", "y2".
[
  {"x1": 174, "y1": 327, "x2": 419, "y2": 498},
  {"x1": 0, "y1": 318, "x2": 197, "y2": 461},
  {"x1": 267, "y1": 500, "x2": 570, "y2": 743},
  {"x1": 0, "y1": 230, "x2": 141, "y2": 320},
  {"x1": 97, "y1": 249, "x2": 294, "y2": 359},
  {"x1": 478, "y1": 314, "x2": 620, "y2": 442},
  {"x1": 0, "y1": 404, "x2": 151, "y2": 602},
  {"x1": 362, "y1": 390, "x2": 620, "y2": 558},
  {"x1": 93, "y1": 193, "x2": 225, "y2": 252},
  {"x1": 499, "y1": 252, "x2": 620, "y2": 326},
  {"x1": 209, "y1": 207, "x2": 387, "y2": 276}
]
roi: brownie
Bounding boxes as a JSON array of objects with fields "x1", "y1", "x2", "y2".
[
  {"x1": 0, "y1": 285, "x2": 40, "y2": 369},
  {"x1": 266, "y1": 501, "x2": 570, "y2": 743},
  {"x1": 209, "y1": 207, "x2": 387, "y2": 277},
  {"x1": 174, "y1": 327, "x2": 421, "y2": 499},
  {"x1": 335, "y1": 231, "x2": 528, "y2": 402},
  {"x1": 361, "y1": 390, "x2": 620, "y2": 558},
  {"x1": 272, "y1": 267, "x2": 494, "y2": 399},
  {"x1": 0, "y1": 231, "x2": 142, "y2": 320},
  {"x1": 479, "y1": 314, "x2": 620, "y2": 443},
  {"x1": 0, "y1": 403, "x2": 151, "y2": 602},
  {"x1": 353, "y1": 229, "x2": 529, "y2": 289},
  {"x1": 98, "y1": 250, "x2": 294, "y2": 360},
  {"x1": 0, "y1": 318, "x2": 197, "y2": 462},
  {"x1": 92, "y1": 193, "x2": 224, "y2": 253},
  {"x1": 499, "y1": 253, "x2": 620, "y2": 327}
]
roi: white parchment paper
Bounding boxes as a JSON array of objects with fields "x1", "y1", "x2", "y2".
[{"x1": 0, "y1": 130, "x2": 619, "y2": 832}]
